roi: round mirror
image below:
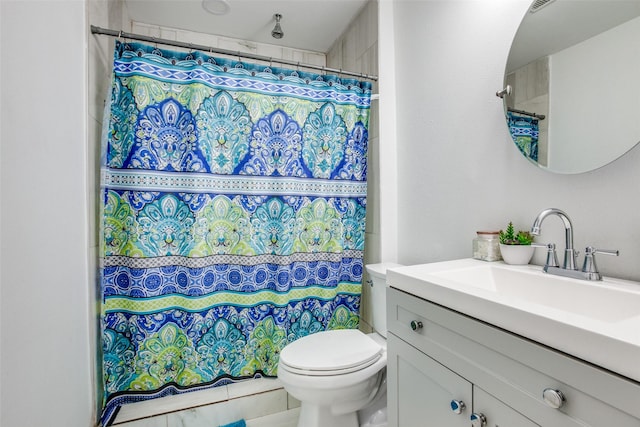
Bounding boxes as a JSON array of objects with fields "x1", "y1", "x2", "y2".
[{"x1": 503, "y1": 0, "x2": 640, "y2": 174}]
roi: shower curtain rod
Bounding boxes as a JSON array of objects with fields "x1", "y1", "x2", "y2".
[
  {"x1": 90, "y1": 25, "x2": 378, "y2": 82},
  {"x1": 508, "y1": 107, "x2": 546, "y2": 120}
]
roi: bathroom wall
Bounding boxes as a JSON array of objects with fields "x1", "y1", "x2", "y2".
[
  {"x1": 1, "y1": 1, "x2": 93, "y2": 426},
  {"x1": 388, "y1": 0, "x2": 640, "y2": 281}
]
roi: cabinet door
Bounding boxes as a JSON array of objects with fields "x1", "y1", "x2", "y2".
[
  {"x1": 473, "y1": 387, "x2": 540, "y2": 427},
  {"x1": 388, "y1": 333, "x2": 472, "y2": 427}
]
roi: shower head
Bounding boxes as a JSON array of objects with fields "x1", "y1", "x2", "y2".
[{"x1": 271, "y1": 14, "x2": 284, "y2": 39}]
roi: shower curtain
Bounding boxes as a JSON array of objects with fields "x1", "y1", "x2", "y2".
[
  {"x1": 99, "y1": 41, "x2": 371, "y2": 425},
  {"x1": 507, "y1": 112, "x2": 539, "y2": 162}
]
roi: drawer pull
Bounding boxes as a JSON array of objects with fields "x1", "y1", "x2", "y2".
[
  {"x1": 410, "y1": 320, "x2": 423, "y2": 331},
  {"x1": 542, "y1": 388, "x2": 566, "y2": 409},
  {"x1": 450, "y1": 399, "x2": 465, "y2": 414},
  {"x1": 470, "y1": 412, "x2": 487, "y2": 427}
]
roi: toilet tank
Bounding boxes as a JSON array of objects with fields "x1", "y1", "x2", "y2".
[{"x1": 365, "y1": 263, "x2": 403, "y2": 338}]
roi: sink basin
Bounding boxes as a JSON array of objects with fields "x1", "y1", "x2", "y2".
[
  {"x1": 430, "y1": 264, "x2": 640, "y2": 322},
  {"x1": 387, "y1": 258, "x2": 640, "y2": 382}
]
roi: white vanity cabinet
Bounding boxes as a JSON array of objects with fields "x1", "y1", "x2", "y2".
[
  {"x1": 389, "y1": 333, "x2": 538, "y2": 427},
  {"x1": 387, "y1": 287, "x2": 640, "y2": 427},
  {"x1": 389, "y1": 331, "x2": 472, "y2": 426}
]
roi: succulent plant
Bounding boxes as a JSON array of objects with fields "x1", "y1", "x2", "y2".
[{"x1": 499, "y1": 222, "x2": 533, "y2": 245}]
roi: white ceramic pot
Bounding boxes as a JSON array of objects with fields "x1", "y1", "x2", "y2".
[{"x1": 499, "y1": 244, "x2": 535, "y2": 265}]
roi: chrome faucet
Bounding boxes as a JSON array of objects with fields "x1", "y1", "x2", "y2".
[
  {"x1": 530, "y1": 208, "x2": 619, "y2": 280},
  {"x1": 530, "y1": 208, "x2": 578, "y2": 270}
]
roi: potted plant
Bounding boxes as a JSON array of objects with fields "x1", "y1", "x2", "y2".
[{"x1": 499, "y1": 222, "x2": 535, "y2": 265}]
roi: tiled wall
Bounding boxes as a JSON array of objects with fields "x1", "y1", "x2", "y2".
[
  {"x1": 128, "y1": 22, "x2": 326, "y2": 68},
  {"x1": 91, "y1": 2, "x2": 380, "y2": 338},
  {"x1": 506, "y1": 57, "x2": 550, "y2": 166},
  {"x1": 326, "y1": 0, "x2": 379, "y2": 332},
  {"x1": 86, "y1": 4, "x2": 331, "y2": 425},
  {"x1": 113, "y1": 378, "x2": 299, "y2": 427}
]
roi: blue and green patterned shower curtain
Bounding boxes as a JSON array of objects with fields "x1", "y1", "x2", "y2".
[
  {"x1": 99, "y1": 41, "x2": 371, "y2": 425},
  {"x1": 507, "y1": 111, "x2": 539, "y2": 162}
]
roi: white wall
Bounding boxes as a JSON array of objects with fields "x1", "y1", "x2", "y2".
[
  {"x1": 0, "y1": 1, "x2": 93, "y2": 427},
  {"x1": 390, "y1": 0, "x2": 640, "y2": 282},
  {"x1": 549, "y1": 15, "x2": 640, "y2": 173}
]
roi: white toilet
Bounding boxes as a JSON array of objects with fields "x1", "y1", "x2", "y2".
[{"x1": 277, "y1": 263, "x2": 402, "y2": 427}]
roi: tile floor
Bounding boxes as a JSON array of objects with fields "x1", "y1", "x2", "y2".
[{"x1": 246, "y1": 408, "x2": 300, "y2": 427}]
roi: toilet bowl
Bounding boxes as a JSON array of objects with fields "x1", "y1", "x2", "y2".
[{"x1": 277, "y1": 263, "x2": 402, "y2": 427}]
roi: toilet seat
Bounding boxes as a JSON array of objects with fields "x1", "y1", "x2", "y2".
[{"x1": 279, "y1": 329, "x2": 383, "y2": 376}]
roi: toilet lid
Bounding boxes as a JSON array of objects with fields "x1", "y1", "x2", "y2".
[{"x1": 279, "y1": 329, "x2": 382, "y2": 374}]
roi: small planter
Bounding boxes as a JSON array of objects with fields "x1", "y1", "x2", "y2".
[{"x1": 499, "y1": 244, "x2": 534, "y2": 265}]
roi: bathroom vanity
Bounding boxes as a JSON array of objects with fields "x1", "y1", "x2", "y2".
[{"x1": 386, "y1": 259, "x2": 640, "y2": 426}]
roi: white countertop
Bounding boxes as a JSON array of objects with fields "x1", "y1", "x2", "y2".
[{"x1": 386, "y1": 258, "x2": 640, "y2": 383}]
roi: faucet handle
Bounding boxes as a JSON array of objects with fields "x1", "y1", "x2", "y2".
[
  {"x1": 532, "y1": 243, "x2": 559, "y2": 268},
  {"x1": 582, "y1": 246, "x2": 619, "y2": 275},
  {"x1": 590, "y1": 247, "x2": 619, "y2": 256}
]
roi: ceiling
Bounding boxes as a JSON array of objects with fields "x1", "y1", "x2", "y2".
[{"x1": 123, "y1": 0, "x2": 370, "y2": 53}]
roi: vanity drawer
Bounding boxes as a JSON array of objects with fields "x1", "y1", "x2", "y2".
[{"x1": 387, "y1": 287, "x2": 640, "y2": 426}]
